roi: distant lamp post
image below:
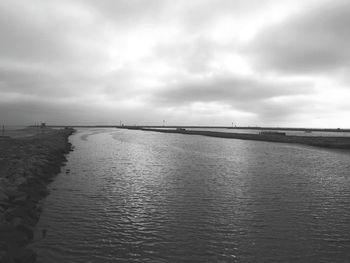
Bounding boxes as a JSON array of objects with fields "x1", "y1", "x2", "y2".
[
  {"x1": 163, "y1": 120, "x2": 165, "y2": 127},
  {"x1": 1, "y1": 124, "x2": 4, "y2": 137}
]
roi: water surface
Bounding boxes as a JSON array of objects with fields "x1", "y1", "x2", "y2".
[{"x1": 34, "y1": 128, "x2": 350, "y2": 262}]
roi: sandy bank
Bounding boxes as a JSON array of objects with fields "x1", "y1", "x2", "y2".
[
  {"x1": 133, "y1": 128, "x2": 350, "y2": 149},
  {"x1": 0, "y1": 128, "x2": 75, "y2": 262}
]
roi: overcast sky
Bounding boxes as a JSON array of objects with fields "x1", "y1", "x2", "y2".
[{"x1": 1, "y1": 0, "x2": 350, "y2": 127}]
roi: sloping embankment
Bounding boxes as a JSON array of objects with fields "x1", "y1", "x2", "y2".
[
  {"x1": 0, "y1": 128, "x2": 75, "y2": 262},
  {"x1": 138, "y1": 128, "x2": 350, "y2": 149}
]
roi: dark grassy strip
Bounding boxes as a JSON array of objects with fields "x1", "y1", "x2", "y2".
[
  {"x1": 130, "y1": 128, "x2": 350, "y2": 149},
  {"x1": 46, "y1": 125, "x2": 350, "y2": 133},
  {"x1": 0, "y1": 128, "x2": 75, "y2": 262}
]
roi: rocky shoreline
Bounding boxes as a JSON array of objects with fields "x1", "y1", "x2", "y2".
[{"x1": 0, "y1": 128, "x2": 75, "y2": 262}]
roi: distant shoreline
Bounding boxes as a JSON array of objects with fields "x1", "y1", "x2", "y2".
[
  {"x1": 124, "y1": 127, "x2": 350, "y2": 149},
  {"x1": 45, "y1": 125, "x2": 350, "y2": 133}
]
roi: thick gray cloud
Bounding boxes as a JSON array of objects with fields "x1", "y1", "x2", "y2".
[
  {"x1": 80, "y1": 0, "x2": 276, "y2": 28},
  {"x1": 0, "y1": 65, "x2": 73, "y2": 97},
  {"x1": 150, "y1": 74, "x2": 313, "y2": 121},
  {"x1": 80, "y1": 0, "x2": 167, "y2": 24},
  {"x1": 0, "y1": 98, "x2": 161, "y2": 126},
  {"x1": 153, "y1": 76, "x2": 311, "y2": 104},
  {"x1": 249, "y1": 0, "x2": 350, "y2": 74}
]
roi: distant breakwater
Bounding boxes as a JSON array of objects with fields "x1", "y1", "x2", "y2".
[
  {"x1": 0, "y1": 128, "x2": 75, "y2": 262},
  {"x1": 127, "y1": 128, "x2": 350, "y2": 149}
]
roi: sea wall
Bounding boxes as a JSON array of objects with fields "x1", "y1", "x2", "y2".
[
  {"x1": 0, "y1": 128, "x2": 75, "y2": 262},
  {"x1": 138, "y1": 128, "x2": 350, "y2": 149}
]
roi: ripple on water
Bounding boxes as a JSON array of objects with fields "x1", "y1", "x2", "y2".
[{"x1": 33, "y1": 129, "x2": 350, "y2": 262}]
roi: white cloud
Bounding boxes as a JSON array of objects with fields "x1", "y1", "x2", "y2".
[{"x1": 0, "y1": 0, "x2": 349, "y2": 127}]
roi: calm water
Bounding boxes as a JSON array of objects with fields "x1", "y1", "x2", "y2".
[{"x1": 33, "y1": 128, "x2": 350, "y2": 262}]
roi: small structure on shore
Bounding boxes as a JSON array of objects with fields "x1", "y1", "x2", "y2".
[{"x1": 176, "y1": 128, "x2": 186, "y2": 131}]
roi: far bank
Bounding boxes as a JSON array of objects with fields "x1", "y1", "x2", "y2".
[{"x1": 125, "y1": 127, "x2": 350, "y2": 149}]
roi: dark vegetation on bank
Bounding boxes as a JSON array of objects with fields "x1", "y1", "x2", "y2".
[
  {"x1": 124, "y1": 127, "x2": 350, "y2": 149},
  {"x1": 48, "y1": 125, "x2": 350, "y2": 133},
  {"x1": 0, "y1": 128, "x2": 75, "y2": 263}
]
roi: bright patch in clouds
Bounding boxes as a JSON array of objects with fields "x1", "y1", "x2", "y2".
[{"x1": 0, "y1": 0, "x2": 349, "y2": 127}]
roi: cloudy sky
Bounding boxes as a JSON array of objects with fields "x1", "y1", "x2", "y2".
[{"x1": 1, "y1": 0, "x2": 350, "y2": 127}]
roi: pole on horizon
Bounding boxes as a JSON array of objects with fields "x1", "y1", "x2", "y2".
[
  {"x1": 163, "y1": 120, "x2": 165, "y2": 127},
  {"x1": 1, "y1": 124, "x2": 4, "y2": 137}
]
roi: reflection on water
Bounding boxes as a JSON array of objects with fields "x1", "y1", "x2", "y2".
[{"x1": 34, "y1": 128, "x2": 350, "y2": 262}]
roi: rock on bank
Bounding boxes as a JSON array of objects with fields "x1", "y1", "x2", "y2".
[{"x1": 0, "y1": 128, "x2": 75, "y2": 262}]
